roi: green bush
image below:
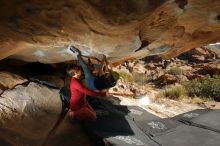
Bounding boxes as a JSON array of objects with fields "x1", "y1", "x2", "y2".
[
  {"x1": 132, "y1": 72, "x2": 149, "y2": 85},
  {"x1": 111, "y1": 71, "x2": 120, "y2": 81},
  {"x1": 168, "y1": 67, "x2": 184, "y2": 75},
  {"x1": 163, "y1": 84, "x2": 186, "y2": 100},
  {"x1": 118, "y1": 71, "x2": 134, "y2": 83},
  {"x1": 184, "y1": 75, "x2": 220, "y2": 101},
  {"x1": 184, "y1": 79, "x2": 201, "y2": 97}
]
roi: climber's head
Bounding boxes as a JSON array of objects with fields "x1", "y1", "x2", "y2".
[{"x1": 67, "y1": 65, "x2": 82, "y2": 78}]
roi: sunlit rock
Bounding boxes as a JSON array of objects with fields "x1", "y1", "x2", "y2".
[{"x1": 0, "y1": 0, "x2": 219, "y2": 63}]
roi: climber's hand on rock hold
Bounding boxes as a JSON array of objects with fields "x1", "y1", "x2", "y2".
[{"x1": 70, "y1": 46, "x2": 81, "y2": 56}]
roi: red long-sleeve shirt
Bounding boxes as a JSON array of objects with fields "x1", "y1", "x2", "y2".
[{"x1": 70, "y1": 77, "x2": 105, "y2": 111}]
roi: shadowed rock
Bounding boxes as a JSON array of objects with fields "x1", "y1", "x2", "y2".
[{"x1": 0, "y1": 82, "x2": 62, "y2": 145}]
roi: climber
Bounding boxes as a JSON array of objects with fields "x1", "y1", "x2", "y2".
[
  {"x1": 67, "y1": 65, "x2": 106, "y2": 121},
  {"x1": 69, "y1": 46, "x2": 119, "y2": 91}
]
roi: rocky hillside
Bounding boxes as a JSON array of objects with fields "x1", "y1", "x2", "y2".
[{"x1": 110, "y1": 46, "x2": 220, "y2": 101}]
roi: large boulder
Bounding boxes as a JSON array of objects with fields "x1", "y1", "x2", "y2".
[
  {"x1": 0, "y1": 82, "x2": 62, "y2": 145},
  {"x1": 193, "y1": 61, "x2": 220, "y2": 76},
  {"x1": 157, "y1": 74, "x2": 178, "y2": 85},
  {"x1": 178, "y1": 47, "x2": 219, "y2": 63}
]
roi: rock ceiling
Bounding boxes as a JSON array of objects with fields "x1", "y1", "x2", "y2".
[{"x1": 0, "y1": 0, "x2": 220, "y2": 63}]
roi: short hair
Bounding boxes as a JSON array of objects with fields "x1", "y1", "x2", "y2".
[{"x1": 66, "y1": 65, "x2": 82, "y2": 76}]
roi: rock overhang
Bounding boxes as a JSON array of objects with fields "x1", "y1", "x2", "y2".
[{"x1": 0, "y1": 0, "x2": 220, "y2": 64}]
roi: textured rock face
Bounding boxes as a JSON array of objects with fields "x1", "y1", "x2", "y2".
[
  {"x1": 178, "y1": 47, "x2": 219, "y2": 63},
  {"x1": 0, "y1": 71, "x2": 92, "y2": 146},
  {"x1": 0, "y1": 71, "x2": 28, "y2": 89},
  {"x1": 193, "y1": 61, "x2": 220, "y2": 76},
  {"x1": 0, "y1": 82, "x2": 62, "y2": 145},
  {"x1": 0, "y1": 0, "x2": 220, "y2": 63}
]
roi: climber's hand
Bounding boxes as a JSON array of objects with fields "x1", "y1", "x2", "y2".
[{"x1": 70, "y1": 46, "x2": 81, "y2": 55}]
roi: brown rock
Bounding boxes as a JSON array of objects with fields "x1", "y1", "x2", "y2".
[
  {"x1": 156, "y1": 69, "x2": 165, "y2": 77},
  {"x1": 34, "y1": 75, "x2": 65, "y2": 88},
  {"x1": 113, "y1": 88, "x2": 118, "y2": 92},
  {"x1": 130, "y1": 88, "x2": 137, "y2": 94},
  {"x1": 157, "y1": 74, "x2": 178, "y2": 85},
  {"x1": 185, "y1": 72, "x2": 203, "y2": 80},
  {"x1": 119, "y1": 84, "x2": 125, "y2": 89},
  {"x1": 194, "y1": 62, "x2": 220, "y2": 76},
  {"x1": 0, "y1": 0, "x2": 220, "y2": 63},
  {"x1": 0, "y1": 71, "x2": 28, "y2": 90},
  {"x1": 145, "y1": 63, "x2": 156, "y2": 70},
  {"x1": 178, "y1": 47, "x2": 218, "y2": 63},
  {"x1": 143, "y1": 55, "x2": 163, "y2": 63}
]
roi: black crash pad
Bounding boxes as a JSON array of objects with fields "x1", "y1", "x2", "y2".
[
  {"x1": 141, "y1": 109, "x2": 220, "y2": 146},
  {"x1": 84, "y1": 97, "x2": 160, "y2": 146},
  {"x1": 136, "y1": 118, "x2": 182, "y2": 137},
  {"x1": 173, "y1": 109, "x2": 220, "y2": 133},
  {"x1": 153, "y1": 124, "x2": 220, "y2": 146},
  {"x1": 173, "y1": 109, "x2": 212, "y2": 121},
  {"x1": 114, "y1": 105, "x2": 160, "y2": 122},
  {"x1": 83, "y1": 97, "x2": 220, "y2": 146}
]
